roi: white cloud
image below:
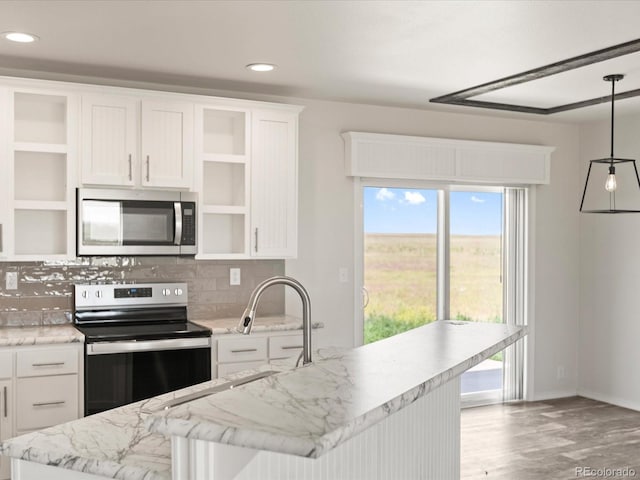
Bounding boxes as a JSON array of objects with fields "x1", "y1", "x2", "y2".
[
  {"x1": 471, "y1": 195, "x2": 485, "y2": 203},
  {"x1": 403, "y1": 191, "x2": 426, "y2": 205},
  {"x1": 376, "y1": 188, "x2": 395, "y2": 201}
]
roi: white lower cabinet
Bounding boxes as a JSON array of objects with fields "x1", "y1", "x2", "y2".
[
  {"x1": 213, "y1": 331, "x2": 303, "y2": 379},
  {"x1": 0, "y1": 343, "x2": 83, "y2": 480},
  {"x1": 16, "y1": 376, "x2": 78, "y2": 432},
  {"x1": 268, "y1": 334, "x2": 304, "y2": 360}
]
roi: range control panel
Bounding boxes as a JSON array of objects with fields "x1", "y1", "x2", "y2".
[
  {"x1": 74, "y1": 282, "x2": 188, "y2": 310},
  {"x1": 114, "y1": 287, "x2": 153, "y2": 298}
]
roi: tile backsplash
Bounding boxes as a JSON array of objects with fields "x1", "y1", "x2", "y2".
[{"x1": 0, "y1": 257, "x2": 285, "y2": 327}]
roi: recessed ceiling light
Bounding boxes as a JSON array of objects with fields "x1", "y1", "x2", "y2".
[
  {"x1": 246, "y1": 63, "x2": 277, "y2": 72},
  {"x1": 2, "y1": 31, "x2": 39, "y2": 43}
]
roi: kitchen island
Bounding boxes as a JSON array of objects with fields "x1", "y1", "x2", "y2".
[{"x1": 1, "y1": 321, "x2": 526, "y2": 480}]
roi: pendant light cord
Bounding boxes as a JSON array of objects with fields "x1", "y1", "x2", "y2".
[{"x1": 610, "y1": 78, "x2": 616, "y2": 158}]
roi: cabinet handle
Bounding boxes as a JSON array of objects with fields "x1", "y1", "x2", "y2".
[
  {"x1": 3, "y1": 386, "x2": 7, "y2": 418},
  {"x1": 254, "y1": 228, "x2": 259, "y2": 253},
  {"x1": 281, "y1": 345, "x2": 303, "y2": 350},
  {"x1": 146, "y1": 155, "x2": 150, "y2": 181},
  {"x1": 32, "y1": 362, "x2": 65, "y2": 367},
  {"x1": 230, "y1": 348, "x2": 258, "y2": 353},
  {"x1": 32, "y1": 400, "x2": 66, "y2": 407},
  {"x1": 128, "y1": 154, "x2": 133, "y2": 181}
]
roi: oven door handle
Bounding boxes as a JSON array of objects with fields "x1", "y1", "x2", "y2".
[{"x1": 87, "y1": 337, "x2": 211, "y2": 355}]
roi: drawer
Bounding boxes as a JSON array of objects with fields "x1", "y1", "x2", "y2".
[
  {"x1": 0, "y1": 351, "x2": 13, "y2": 379},
  {"x1": 217, "y1": 336, "x2": 267, "y2": 363},
  {"x1": 17, "y1": 375, "x2": 78, "y2": 431},
  {"x1": 269, "y1": 334, "x2": 303, "y2": 360},
  {"x1": 217, "y1": 361, "x2": 266, "y2": 377},
  {"x1": 17, "y1": 346, "x2": 79, "y2": 378}
]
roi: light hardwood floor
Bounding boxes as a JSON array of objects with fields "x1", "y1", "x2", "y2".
[{"x1": 461, "y1": 396, "x2": 640, "y2": 479}]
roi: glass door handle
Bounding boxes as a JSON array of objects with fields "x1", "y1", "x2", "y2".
[{"x1": 362, "y1": 286, "x2": 370, "y2": 309}]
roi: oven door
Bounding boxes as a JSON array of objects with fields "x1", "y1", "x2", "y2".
[{"x1": 84, "y1": 337, "x2": 211, "y2": 416}]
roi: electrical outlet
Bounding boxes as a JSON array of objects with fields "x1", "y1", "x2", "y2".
[
  {"x1": 339, "y1": 267, "x2": 348, "y2": 283},
  {"x1": 5, "y1": 272, "x2": 17, "y2": 290},
  {"x1": 230, "y1": 268, "x2": 241, "y2": 286}
]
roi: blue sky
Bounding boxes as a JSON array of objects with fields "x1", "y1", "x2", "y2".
[{"x1": 363, "y1": 187, "x2": 502, "y2": 235}]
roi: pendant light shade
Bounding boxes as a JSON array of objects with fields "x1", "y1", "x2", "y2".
[{"x1": 580, "y1": 74, "x2": 640, "y2": 213}]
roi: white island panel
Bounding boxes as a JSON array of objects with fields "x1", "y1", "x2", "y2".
[{"x1": 174, "y1": 379, "x2": 460, "y2": 480}]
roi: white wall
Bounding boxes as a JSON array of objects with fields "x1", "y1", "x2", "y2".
[
  {"x1": 578, "y1": 113, "x2": 640, "y2": 410},
  {"x1": 285, "y1": 98, "x2": 581, "y2": 400}
]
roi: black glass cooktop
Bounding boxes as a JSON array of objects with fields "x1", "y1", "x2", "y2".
[{"x1": 75, "y1": 321, "x2": 211, "y2": 343}]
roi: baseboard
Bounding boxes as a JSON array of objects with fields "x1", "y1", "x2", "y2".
[
  {"x1": 528, "y1": 389, "x2": 577, "y2": 402},
  {"x1": 577, "y1": 388, "x2": 640, "y2": 412}
]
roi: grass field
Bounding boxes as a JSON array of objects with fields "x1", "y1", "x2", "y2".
[{"x1": 364, "y1": 233, "x2": 502, "y2": 344}]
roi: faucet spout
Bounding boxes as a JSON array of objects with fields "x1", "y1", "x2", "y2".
[{"x1": 239, "y1": 276, "x2": 312, "y2": 365}]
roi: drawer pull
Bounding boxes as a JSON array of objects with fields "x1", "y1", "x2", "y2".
[
  {"x1": 32, "y1": 400, "x2": 66, "y2": 407},
  {"x1": 281, "y1": 345, "x2": 303, "y2": 350},
  {"x1": 32, "y1": 362, "x2": 65, "y2": 367},
  {"x1": 230, "y1": 348, "x2": 258, "y2": 353},
  {"x1": 3, "y1": 386, "x2": 6, "y2": 418}
]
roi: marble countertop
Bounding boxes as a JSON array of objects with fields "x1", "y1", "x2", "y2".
[
  {"x1": 0, "y1": 362, "x2": 296, "y2": 480},
  {"x1": 147, "y1": 321, "x2": 526, "y2": 459},
  {"x1": 0, "y1": 324, "x2": 84, "y2": 346},
  {"x1": 0, "y1": 315, "x2": 322, "y2": 348},
  {"x1": 192, "y1": 315, "x2": 323, "y2": 335}
]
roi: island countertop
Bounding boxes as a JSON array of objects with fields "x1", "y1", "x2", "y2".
[
  {"x1": 0, "y1": 321, "x2": 525, "y2": 479},
  {"x1": 147, "y1": 321, "x2": 526, "y2": 459}
]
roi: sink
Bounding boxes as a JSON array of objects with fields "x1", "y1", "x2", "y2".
[{"x1": 150, "y1": 370, "x2": 279, "y2": 412}]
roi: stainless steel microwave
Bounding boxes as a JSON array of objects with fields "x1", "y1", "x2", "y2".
[{"x1": 77, "y1": 188, "x2": 197, "y2": 256}]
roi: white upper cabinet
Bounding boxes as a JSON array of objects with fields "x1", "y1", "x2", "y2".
[
  {"x1": 1, "y1": 87, "x2": 78, "y2": 261},
  {"x1": 195, "y1": 106, "x2": 250, "y2": 259},
  {"x1": 140, "y1": 100, "x2": 193, "y2": 189},
  {"x1": 250, "y1": 110, "x2": 299, "y2": 258},
  {"x1": 81, "y1": 95, "x2": 137, "y2": 186},
  {"x1": 81, "y1": 95, "x2": 194, "y2": 189},
  {"x1": 0, "y1": 76, "x2": 302, "y2": 261}
]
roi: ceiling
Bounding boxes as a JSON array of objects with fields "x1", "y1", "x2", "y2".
[{"x1": 2, "y1": 0, "x2": 640, "y2": 123}]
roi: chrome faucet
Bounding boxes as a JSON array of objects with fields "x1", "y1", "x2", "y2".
[{"x1": 239, "y1": 276, "x2": 312, "y2": 365}]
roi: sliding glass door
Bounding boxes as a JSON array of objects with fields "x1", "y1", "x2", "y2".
[{"x1": 360, "y1": 183, "x2": 525, "y2": 404}]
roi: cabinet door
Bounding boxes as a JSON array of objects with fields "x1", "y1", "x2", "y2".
[
  {"x1": 250, "y1": 110, "x2": 298, "y2": 258},
  {"x1": 0, "y1": 380, "x2": 12, "y2": 479},
  {"x1": 81, "y1": 94, "x2": 138, "y2": 186},
  {"x1": 141, "y1": 100, "x2": 194, "y2": 189}
]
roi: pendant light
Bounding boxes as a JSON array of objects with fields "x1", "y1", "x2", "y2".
[{"x1": 580, "y1": 74, "x2": 640, "y2": 213}]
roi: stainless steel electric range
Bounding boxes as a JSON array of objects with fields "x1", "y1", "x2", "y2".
[{"x1": 74, "y1": 282, "x2": 211, "y2": 416}]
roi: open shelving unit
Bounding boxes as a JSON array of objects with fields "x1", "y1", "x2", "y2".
[
  {"x1": 7, "y1": 90, "x2": 76, "y2": 259},
  {"x1": 196, "y1": 106, "x2": 250, "y2": 258}
]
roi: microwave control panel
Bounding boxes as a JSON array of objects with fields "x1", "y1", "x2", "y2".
[{"x1": 181, "y1": 202, "x2": 196, "y2": 246}]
